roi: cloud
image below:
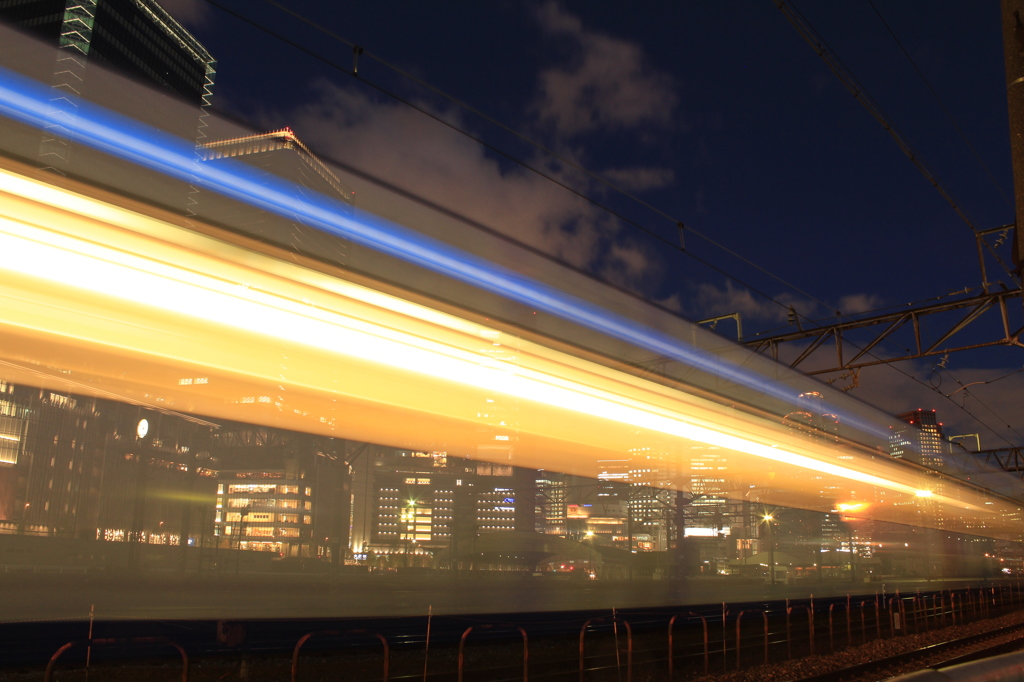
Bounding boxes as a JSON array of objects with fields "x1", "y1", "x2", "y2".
[
  {"x1": 838, "y1": 293, "x2": 883, "y2": 315},
  {"x1": 532, "y1": 2, "x2": 678, "y2": 137},
  {"x1": 157, "y1": 0, "x2": 211, "y2": 28},
  {"x1": 281, "y1": 83, "x2": 650, "y2": 282},
  {"x1": 686, "y1": 280, "x2": 813, "y2": 325},
  {"x1": 600, "y1": 166, "x2": 675, "y2": 192},
  {"x1": 762, "y1": 332, "x2": 1024, "y2": 448},
  {"x1": 680, "y1": 281, "x2": 886, "y2": 330},
  {"x1": 851, "y1": 363, "x2": 1024, "y2": 449}
]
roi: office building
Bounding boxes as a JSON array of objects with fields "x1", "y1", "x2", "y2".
[
  {"x1": 0, "y1": 0, "x2": 215, "y2": 105},
  {"x1": 211, "y1": 425, "x2": 350, "y2": 560},
  {"x1": 891, "y1": 409, "x2": 946, "y2": 469}
]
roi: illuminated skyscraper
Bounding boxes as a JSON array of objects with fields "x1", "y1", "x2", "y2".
[{"x1": 891, "y1": 409, "x2": 946, "y2": 469}]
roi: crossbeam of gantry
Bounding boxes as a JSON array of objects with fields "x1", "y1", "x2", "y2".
[{"x1": 743, "y1": 289, "x2": 1024, "y2": 375}]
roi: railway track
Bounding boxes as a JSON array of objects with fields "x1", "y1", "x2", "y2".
[{"x1": 795, "y1": 619, "x2": 1024, "y2": 682}]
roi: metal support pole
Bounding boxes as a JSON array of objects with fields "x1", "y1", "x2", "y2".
[{"x1": 1004, "y1": 0, "x2": 1024, "y2": 276}]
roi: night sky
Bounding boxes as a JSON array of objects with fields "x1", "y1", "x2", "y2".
[{"x1": 160, "y1": 0, "x2": 1023, "y2": 448}]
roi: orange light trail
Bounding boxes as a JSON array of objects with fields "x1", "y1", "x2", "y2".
[{"x1": 0, "y1": 161, "x2": 1019, "y2": 538}]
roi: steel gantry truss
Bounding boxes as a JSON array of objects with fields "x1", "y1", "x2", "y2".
[
  {"x1": 974, "y1": 447, "x2": 1024, "y2": 476},
  {"x1": 743, "y1": 288, "x2": 1024, "y2": 375}
]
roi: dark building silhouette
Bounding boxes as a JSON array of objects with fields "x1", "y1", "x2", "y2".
[{"x1": 0, "y1": 0, "x2": 215, "y2": 105}]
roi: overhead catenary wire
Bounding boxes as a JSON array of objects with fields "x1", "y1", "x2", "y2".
[
  {"x1": 202, "y1": 0, "x2": 835, "y2": 324},
  {"x1": 772, "y1": 0, "x2": 1018, "y2": 285},
  {"x1": 255, "y1": 0, "x2": 843, "y2": 318},
  {"x1": 938, "y1": 367, "x2": 1024, "y2": 447},
  {"x1": 200, "y1": 0, "x2": 1022, "y2": 446},
  {"x1": 866, "y1": 0, "x2": 1013, "y2": 211}
]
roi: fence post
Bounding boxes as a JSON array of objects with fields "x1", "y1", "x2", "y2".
[
  {"x1": 734, "y1": 610, "x2": 768, "y2": 670},
  {"x1": 785, "y1": 599, "x2": 791, "y2": 660},
  {"x1": 45, "y1": 638, "x2": 188, "y2": 682},
  {"x1": 721, "y1": 602, "x2": 728, "y2": 672},
  {"x1": 292, "y1": 630, "x2": 389, "y2": 682},
  {"x1": 580, "y1": 617, "x2": 631, "y2": 682},
  {"x1": 846, "y1": 595, "x2": 852, "y2": 647},
  {"x1": 809, "y1": 595, "x2": 815, "y2": 656},
  {"x1": 828, "y1": 602, "x2": 847, "y2": 651},
  {"x1": 874, "y1": 594, "x2": 882, "y2": 639},
  {"x1": 459, "y1": 624, "x2": 528, "y2": 682},
  {"x1": 668, "y1": 612, "x2": 708, "y2": 677}
]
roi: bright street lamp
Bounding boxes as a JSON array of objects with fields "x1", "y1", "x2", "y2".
[{"x1": 762, "y1": 513, "x2": 776, "y2": 586}]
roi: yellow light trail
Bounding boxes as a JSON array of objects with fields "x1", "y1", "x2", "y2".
[{"x1": 0, "y1": 160, "x2": 1018, "y2": 537}]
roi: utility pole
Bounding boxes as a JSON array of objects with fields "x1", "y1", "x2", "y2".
[{"x1": 1004, "y1": 0, "x2": 1024, "y2": 276}]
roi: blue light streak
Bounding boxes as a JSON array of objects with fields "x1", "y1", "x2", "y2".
[{"x1": 0, "y1": 66, "x2": 888, "y2": 442}]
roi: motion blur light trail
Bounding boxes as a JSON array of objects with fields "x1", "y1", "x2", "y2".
[
  {"x1": 0, "y1": 65, "x2": 889, "y2": 442},
  {"x1": 0, "y1": 151, "x2": 1018, "y2": 538}
]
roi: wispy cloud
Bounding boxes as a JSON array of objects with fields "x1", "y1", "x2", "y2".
[
  {"x1": 682, "y1": 281, "x2": 885, "y2": 330},
  {"x1": 837, "y1": 293, "x2": 883, "y2": 315},
  {"x1": 532, "y1": 1, "x2": 678, "y2": 137},
  {"x1": 599, "y1": 166, "x2": 675, "y2": 192},
  {"x1": 281, "y1": 84, "x2": 649, "y2": 282}
]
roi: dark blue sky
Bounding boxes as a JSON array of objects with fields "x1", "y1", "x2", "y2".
[
  {"x1": 165, "y1": 0, "x2": 1024, "y2": 445},
  {"x1": 182, "y1": 1, "x2": 1012, "y2": 316}
]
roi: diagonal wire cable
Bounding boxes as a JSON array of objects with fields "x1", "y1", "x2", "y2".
[
  {"x1": 204, "y1": 0, "x2": 837, "y2": 322},
  {"x1": 866, "y1": 0, "x2": 1013, "y2": 211},
  {"x1": 939, "y1": 367, "x2": 1024, "y2": 446},
  {"x1": 773, "y1": 0, "x2": 1018, "y2": 285},
  {"x1": 203, "y1": 0, "x2": 1024, "y2": 446},
  {"x1": 258, "y1": 0, "x2": 843, "y2": 315}
]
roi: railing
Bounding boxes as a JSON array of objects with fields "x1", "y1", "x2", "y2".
[
  {"x1": 459, "y1": 623, "x2": 528, "y2": 682},
  {"x1": 579, "y1": 616, "x2": 631, "y2": 682},
  {"x1": 667, "y1": 611, "x2": 708, "y2": 676},
  {"x1": 734, "y1": 609, "x2": 769, "y2": 670},
  {"x1": 45, "y1": 637, "x2": 188, "y2": 682},
  {"x1": 291, "y1": 629, "x2": 389, "y2": 682}
]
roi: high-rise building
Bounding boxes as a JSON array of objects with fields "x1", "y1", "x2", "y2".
[
  {"x1": 198, "y1": 128, "x2": 353, "y2": 264},
  {"x1": 628, "y1": 439, "x2": 679, "y2": 552},
  {"x1": 0, "y1": 0, "x2": 215, "y2": 105},
  {"x1": 536, "y1": 472, "x2": 567, "y2": 535},
  {"x1": 891, "y1": 409, "x2": 946, "y2": 469}
]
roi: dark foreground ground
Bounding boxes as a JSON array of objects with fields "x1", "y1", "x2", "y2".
[{"x1": 0, "y1": 574, "x2": 1017, "y2": 681}]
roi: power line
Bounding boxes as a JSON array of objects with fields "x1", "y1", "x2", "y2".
[
  {"x1": 252, "y1": 0, "x2": 844, "y2": 316},
  {"x1": 773, "y1": 0, "x2": 1018, "y2": 285},
  {"x1": 202, "y1": 0, "x2": 1022, "y2": 445},
  {"x1": 866, "y1": 0, "x2": 1013, "y2": 211},
  {"x1": 938, "y1": 367, "x2": 1024, "y2": 446},
  {"x1": 203, "y1": 0, "x2": 840, "y2": 324}
]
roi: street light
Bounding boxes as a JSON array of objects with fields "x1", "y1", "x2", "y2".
[{"x1": 763, "y1": 514, "x2": 776, "y2": 586}]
